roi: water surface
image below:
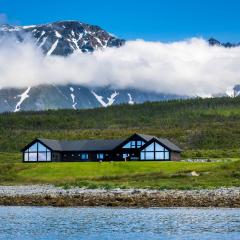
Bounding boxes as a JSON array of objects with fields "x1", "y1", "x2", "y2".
[{"x1": 0, "y1": 207, "x2": 239, "y2": 240}]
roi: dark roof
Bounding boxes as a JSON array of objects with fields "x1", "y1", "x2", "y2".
[
  {"x1": 38, "y1": 138, "x2": 124, "y2": 151},
  {"x1": 28, "y1": 134, "x2": 182, "y2": 152},
  {"x1": 136, "y1": 134, "x2": 182, "y2": 152},
  {"x1": 136, "y1": 133, "x2": 156, "y2": 142},
  {"x1": 37, "y1": 139, "x2": 62, "y2": 151},
  {"x1": 155, "y1": 137, "x2": 182, "y2": 152}
]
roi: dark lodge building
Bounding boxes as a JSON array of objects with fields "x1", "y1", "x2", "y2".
[{"x1": 22, "y1": 134, "x2": 182, "y2": 162}]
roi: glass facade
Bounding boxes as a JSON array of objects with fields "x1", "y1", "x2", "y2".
[
  {"x1": 140, "y1": 142, "x2": 170, "y2": 160},
  {"x1": 24, "y1": 142, "x2": 51, "y2": 162},
  {"x1": 123, "y1": 141, "x2": 145, "y2": 149}
]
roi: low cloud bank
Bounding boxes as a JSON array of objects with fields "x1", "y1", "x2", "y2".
[{"x1": 0, "y1": 37, "x2": 240, "y2": 96}]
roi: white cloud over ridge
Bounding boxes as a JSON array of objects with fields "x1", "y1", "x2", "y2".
[{"x1": 0, "y1": 37, "x2": 240, "y2": 96}]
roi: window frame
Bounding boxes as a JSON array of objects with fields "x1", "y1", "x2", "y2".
[
  {"x1": 24, "y1": 141, "x2": 52, "y2": 162},
  {"x1": 81, "y1": 153, "x2": 89, "y2": 160},
  {"x1": 97, "y1": 153, "x2": 104, "y2": 160},
  {"x1": 140, "y1": 141, "x2": 170, "y2": 161},
  {"x1": 123, "y1": 140, "x2": 145, "y2": 149}
]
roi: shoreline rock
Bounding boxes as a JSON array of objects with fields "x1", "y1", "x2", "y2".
[{"x1": 0, "y1": 185, "x2": 239, "y2": 208}]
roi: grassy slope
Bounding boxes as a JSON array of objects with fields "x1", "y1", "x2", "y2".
[
  {"x1": 1, "y1": 97, "x2": 240, "y2": 158},
  {"x1": 0, "y1": 161, "x2": 239, "y2": 189}
]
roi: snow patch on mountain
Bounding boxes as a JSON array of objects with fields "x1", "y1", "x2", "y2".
[
  {"x1": 55, "y1": 31, "x2": 62, "y2": 38},
  {"x1": 38, "y1": 36, "x2": 48, "y2": 48},
  {"x1": 22, "y1": 25, "x2": 37, "y2": 29},
  {"x1": 47, "y1": 40, "x2": 59, "y2": 56},
  {"x1": 14, "y1": 87, "x2": 31, "y2": 112},
  {"x1": 70, "y1": 87, "x2": 77, "y2": 109},
  {"x1": 92, "y1": 91, "x2": 119, "y2": 107},
  {"x1": 128, "y1": 93, "x2": 134, "y2": 105}
]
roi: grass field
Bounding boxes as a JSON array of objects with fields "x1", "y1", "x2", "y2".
[{"x1": 0, "y1": 160, "x2": 239, "y2": 190}]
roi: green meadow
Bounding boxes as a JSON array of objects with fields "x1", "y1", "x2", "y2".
[{"x1": 0, "y1": 160, "x2": 239, "y2": 189}]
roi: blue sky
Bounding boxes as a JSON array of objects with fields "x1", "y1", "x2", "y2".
[{"x1": 1, "y1": 0, "x2": 240, "y2": 42}]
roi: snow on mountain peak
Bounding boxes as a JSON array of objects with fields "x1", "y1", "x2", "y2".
[{"x1": 0, "y1": 20, "x2": 125, "y2": 56}]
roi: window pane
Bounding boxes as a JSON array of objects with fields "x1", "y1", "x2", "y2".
[
  {"x1": 123, "y1": 142, "x2": 131, "y2": 148},
  {"x1": 145, "y1": 143, "x2": 154, "y2": 151},
  {"x1": 81, "y1": 153, "x2": 88, "y2": 160},
  {"x1": 38, "y1": 152, "x2": 46, "y2": 161},
  {"x1": 29, "y1": 143, "x2": 37, "y2": 152},
  {"x1": 47, "y1": 152, "x2": 51, "y2": 161},
  {"x1": 97, "y1": 153, "x2": 104, "y2": 159},
  {"x1": 145, "y1": 152, "x2": 154, "y2": 160},
  {"x1": 140, "y1": 152, "x2": 145, "y2": 160},
  {"x1": 29, "y1": 153, "x2": 37, "y2": 161},
  {"x1": 24, "y1": 152, "x2": 28, "y2": 162},
  {"x1": 155, "y1": 143, "x2": 164, "y2": 151},
  {"x1": 130, "y1": 141, "x2": 135, "y2": 148},
  {"x1": 165, "y1": 151, "x2": 170, "y2": 160},
  {"x1": 38, "y1": 143, "x2": 47, "y2": 152},
  {"x1": 155, "y1": 152, "x2": 164, "y2": 160},
  {"x1": 137, "y1": 141, "x2": 144, "y2": 148}
]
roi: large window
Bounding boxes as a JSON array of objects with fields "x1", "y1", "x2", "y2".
[
  {"x1": 24, "y1": 142, "x2": 51, "y2": 162},
  {"x1": 140, "y1": 142, "x2": 169, "y2": 160},
  {"x1": 123, "y1": 141, "x2": 145, "y2": 149}
]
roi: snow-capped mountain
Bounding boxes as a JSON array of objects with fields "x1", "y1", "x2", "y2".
[
  {"x1": 0, "y1": 21, "x2": 125, "y2": 55},
  {"x1": 0, "y1": 21, "x2": 239, "y2": 113}
]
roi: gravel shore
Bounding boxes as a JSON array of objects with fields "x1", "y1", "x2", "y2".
[{"x1": 0, "y1": 185, "x2": 239, "y2": 207}]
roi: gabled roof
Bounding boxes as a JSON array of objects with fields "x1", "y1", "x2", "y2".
[
  {"x1": 37, "y1": 138, "x2": 124, "y2": 151},
  {"x1": 136, "y1": 133, "x2": 155, "y2": 142},
  {"x1": 136, "y1": 134, "x2": 182, "y2": 152},
  {"x1": 37, "y1": 138, "x2": 62, "y2": 151},
  {"x1": 154, "y1": 137, "x2": 182, "y2": 152},
  {"x1": 22, "y1": 134, "x2": 182, "y2": 152}
]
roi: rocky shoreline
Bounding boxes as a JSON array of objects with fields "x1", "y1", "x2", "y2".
[{"x1": 0, "y1": 185, "x2": 239, "y2": 208}]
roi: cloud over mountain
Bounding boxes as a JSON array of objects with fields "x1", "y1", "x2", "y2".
[{"x1": 0, "y1": 37, "x2": 240, "y2": 96}]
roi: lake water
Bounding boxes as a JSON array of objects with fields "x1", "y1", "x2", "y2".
[{"x1": 0, "y1": 207, "x2": 239, "y2": 240}]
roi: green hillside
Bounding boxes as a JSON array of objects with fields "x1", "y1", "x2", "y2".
[{"x1": 1, "y1": 96, "x2": 240, "y2": 158}]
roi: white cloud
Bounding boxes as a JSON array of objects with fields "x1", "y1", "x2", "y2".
[{"x1": 0, "y1": 37, "x2": 240, "y2": 96}]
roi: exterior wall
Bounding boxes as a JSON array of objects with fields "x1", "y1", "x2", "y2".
[
  {"x1": 52, "y1": 152, "x2": 62, "y2": 162},
  {"x1": 170, "y1": 152, "x2": 181, "y2": 161},
  {"x1": 22, "y1": 149, "x2": 181, "y2": 162},
  {"x1": 60, "y1": 151, "x2": 113, "y2": 162}
]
